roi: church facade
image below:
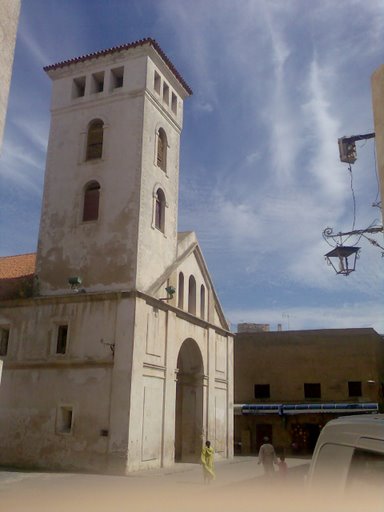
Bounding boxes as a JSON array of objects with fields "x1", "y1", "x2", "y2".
[{"x1": 0, "y1": 38, "x2": 234, "y2": 473}]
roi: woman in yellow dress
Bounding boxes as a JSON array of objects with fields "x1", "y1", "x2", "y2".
[{"x1": 201, "y1": 440, "x2": 215, "y2": 483}]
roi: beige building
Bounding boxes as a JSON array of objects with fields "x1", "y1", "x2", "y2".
[
  {"x1": 371, "y1": 65, "x2": 384, "y2": 219},
  {"x1": 0, "y1": 39, "x2": 234, "y2": 473},
  {"x1": 0, "y1": 0, "x2": 20, "y2": 150},
  {"x1": 234, "y1": 328, "x2": 384, "y2": 455}
]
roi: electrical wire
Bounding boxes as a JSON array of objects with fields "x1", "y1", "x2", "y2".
[
  {"x1": 323, "y1": 139, "x2": 383, "y2": 252},
  {"x1": 360, "y1": 233, "x2": 384, "y2": 253}
]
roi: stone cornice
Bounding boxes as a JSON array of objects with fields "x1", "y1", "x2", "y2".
[{"x1": 0, "y1": 289, "x2": 233, "y2": 338}]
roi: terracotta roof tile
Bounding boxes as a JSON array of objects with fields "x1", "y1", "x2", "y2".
[
  {"x1": 44, "y1": 37, "x2": 192, "y2": 96},
  {"x1": 0, "y1": 253, "x2": 36, "y2": 279}
]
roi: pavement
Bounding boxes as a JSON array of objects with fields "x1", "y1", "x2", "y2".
[
  {"x1": 0, "y1": 456, "x2": 311, "y2": 512},
  {"x1": 0, "y1": 455, "x2": 310, "y2": 489}
]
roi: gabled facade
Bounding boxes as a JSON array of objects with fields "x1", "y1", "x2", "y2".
[{"x1": 0, "y1": 39, "x2": 233, "y2": 473}]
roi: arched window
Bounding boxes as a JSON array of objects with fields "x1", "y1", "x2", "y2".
[
  {"x1": 157, "y1": 128, "x2": 167, "y2": 171},
  {"x1": 188, "y1": 275, "x2": 196, "y2": 315},
  {"x1": 82, "y1": 181, "x2": 100, "y2": 221},
  {"x1": 155, "y1": 188, "x2": 166, "y2": 232},
  {"x1": 178, "y1": 272, "x2": 184, "y2": 309},
  {"x1": 86, "y1": 119, "x2": 104, "y2": 160},
  {"x1": 200, "y1": 285, "x2": 206, "y2": 319}
]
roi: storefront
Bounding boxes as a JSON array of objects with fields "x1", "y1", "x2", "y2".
[{"x1": 234, "y1": 402, "x2": 378, "y2": 455}]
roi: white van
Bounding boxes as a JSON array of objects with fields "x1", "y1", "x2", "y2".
[{"x1": 307, "y1": 414, "x2": 384, "y2": 496}]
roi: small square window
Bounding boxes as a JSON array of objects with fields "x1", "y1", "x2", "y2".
[
  {"x1": 111, "y1": 67, "x2": 124, "y2": 90},
  {"x1": 0, "y1": 327, "x2": 10, "y2": 356},
  {"x1": 304, "y1": 383, "x2": 321, "y2": 399},
  {"x1": 56, "y1": 325, "x2": 68, "y2": 354},
  {"x1": 56, "y1": 406, "x2": 73, "y2": 434},
  {"x1": 348, "y1": 381, "x2": 362, "y2": 397},
  {"x1": 73, "y1": 76, "x2": 86, "y2": 98},
  {"x1": 254, "y1": 384, "x2": 270, "y2": 399},
  {"x1": 91, "y1": 72, "x2": 104, "y2": 94},
  {"x1": 171, "y1": 92, "x2": 177, "y2": 114},
  {"x1": 163, "y1": 82, "x2": 169, "y2": 105},
  {"x1": 154, "y1": 71, "x2": 161, "y2": 94}
]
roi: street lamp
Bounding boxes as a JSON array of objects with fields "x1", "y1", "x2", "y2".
[
  {"x1": 324, "y1": 246, "x2": 360, "y2": 276},
  {"x1": 160, "y1": 285, "x2": 176, "y2": 301}
]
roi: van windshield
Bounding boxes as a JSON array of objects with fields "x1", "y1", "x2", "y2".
[{"x1": 347, "y1": 448, "x2": 384, "y2": 492}]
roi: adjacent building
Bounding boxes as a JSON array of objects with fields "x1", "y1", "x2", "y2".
[
  {"x1": 234, "y1": 328, "x2": 384, "y2": 455},
  {"x1": 371, "y1": 65, "x2": 384, "y2": 222},
  {"x1": 0, "y1": 0, "x2": 20, "y2": 150},
  {"x1": 0, "y1": 39, "x2": 234, "y2": 473}
]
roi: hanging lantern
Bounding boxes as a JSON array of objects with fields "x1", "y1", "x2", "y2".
[{"x1": 324, "y1": 246, "x2": 360, "y2": 276}]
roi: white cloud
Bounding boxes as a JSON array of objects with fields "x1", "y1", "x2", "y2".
[
  {"x1": 302, "y1": 58, "x2": 345, "y2": 201},
  {"x1": 0, "y1": 142, "x2": 43, "y2": 195},
  {"x1": 194, "y1": 100, "x2": 214, "y2": 113},
  {"x1": 18, "y1": 18, "x2": 51, "y2": 67},
  {"x1": 13, "y1": 117, "x2": 48, "y2": 153},
  {"x1": 245, "y1": 152, "x2": 262, "y2": 165},
  {"x1": 1, "y1": 0, "x2": 382, "y2": 331}
]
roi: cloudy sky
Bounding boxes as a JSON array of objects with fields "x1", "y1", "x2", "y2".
[{"x1": 1, "y1": 0, "x2": 383, "y2": 332}]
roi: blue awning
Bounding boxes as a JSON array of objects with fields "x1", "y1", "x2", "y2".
[{"x1": 235, "y1": 402, "x2": 378, "y2": 415}]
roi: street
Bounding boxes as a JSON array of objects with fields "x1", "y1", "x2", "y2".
[{"x1": 0, "y1": 456, "x2": 311, "y2": 512}]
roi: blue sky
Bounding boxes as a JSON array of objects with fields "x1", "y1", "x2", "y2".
[{"x1": 1, "y1": 0, "x2": 383, "y2": 332}]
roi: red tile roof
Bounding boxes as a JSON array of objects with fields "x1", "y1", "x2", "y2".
[
  {"x1": 44, "y1": 37, "x2": 193, "y2": 96},
  {"x1": 0, "y1": 253, "x2": 36, "y2": 279}
]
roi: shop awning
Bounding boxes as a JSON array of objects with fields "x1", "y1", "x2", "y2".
[{"x1": 234, "y1": 402, "x2": 378, "y2": 415}]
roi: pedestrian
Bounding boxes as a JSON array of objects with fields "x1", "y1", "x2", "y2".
[
  {"x1": 277, "y1": 453, "x2": 288, "y2": 479},
  {"x1": 201, "y1": 440, "x2": 215, "y2": 484},
  {"x1": 258, "y1": 436, "x2": 277, "y2": 476}
]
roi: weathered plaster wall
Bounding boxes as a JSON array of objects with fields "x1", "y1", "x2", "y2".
[
  {"x1": 0, "y1": 365, "x2": 112, "y2": 470},
  {"x1": 0, "y1": 0, "x2": 20, "y2": 149},
  {"x1": 0, "y1": 295, "x2": 135, "y2": 472},
  {"x1": 36, "y1": 55, "x2": 148, "y2": 294}
]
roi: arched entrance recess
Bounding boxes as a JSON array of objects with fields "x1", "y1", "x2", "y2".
[{"x1": 175, "y1": 338, "x2": 204, "y2": 462}]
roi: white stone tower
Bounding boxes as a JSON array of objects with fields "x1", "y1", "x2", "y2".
[{"x1": 36, "y1": 38, "x2": 192, "y2": 295}]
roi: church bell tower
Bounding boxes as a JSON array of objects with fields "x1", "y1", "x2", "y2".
[{"x1": 36, "y1": 38, "x2": 192, "y2": 295}]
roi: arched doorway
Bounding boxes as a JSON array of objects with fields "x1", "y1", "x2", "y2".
[{"x1": 175, "y1": 338, "x2": 204, "y2": 462}]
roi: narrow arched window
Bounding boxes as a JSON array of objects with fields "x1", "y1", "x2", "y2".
[
  {"x1": 178, "y1": 272, "x2": 184, "y2": 309},
  {"x1": 86, "y1": 119, "x2": 104, "y2": 160},
  {"x1": 188, "y1": 275, "x2": 196, "y2": 315},
  {"x1": 200, "y1": 285, "x2": 206, "y2": 319},
  {"x1": 155, "y1": 188, "x2": 166, "y2": 232},
  {"x1": 157, "y1": 128, "x2": 167, "y2": 171},
  {"x1": 83, "y1": 181, "x2": 100, "y2": 221}
]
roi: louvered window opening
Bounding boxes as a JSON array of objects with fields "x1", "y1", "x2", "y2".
[
  {"x1": 86, "y1": 121, "x2": 104, "y2": 160},
  {"x1": 155, "y1": 189, "x2": 165, "y2": 232}
]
